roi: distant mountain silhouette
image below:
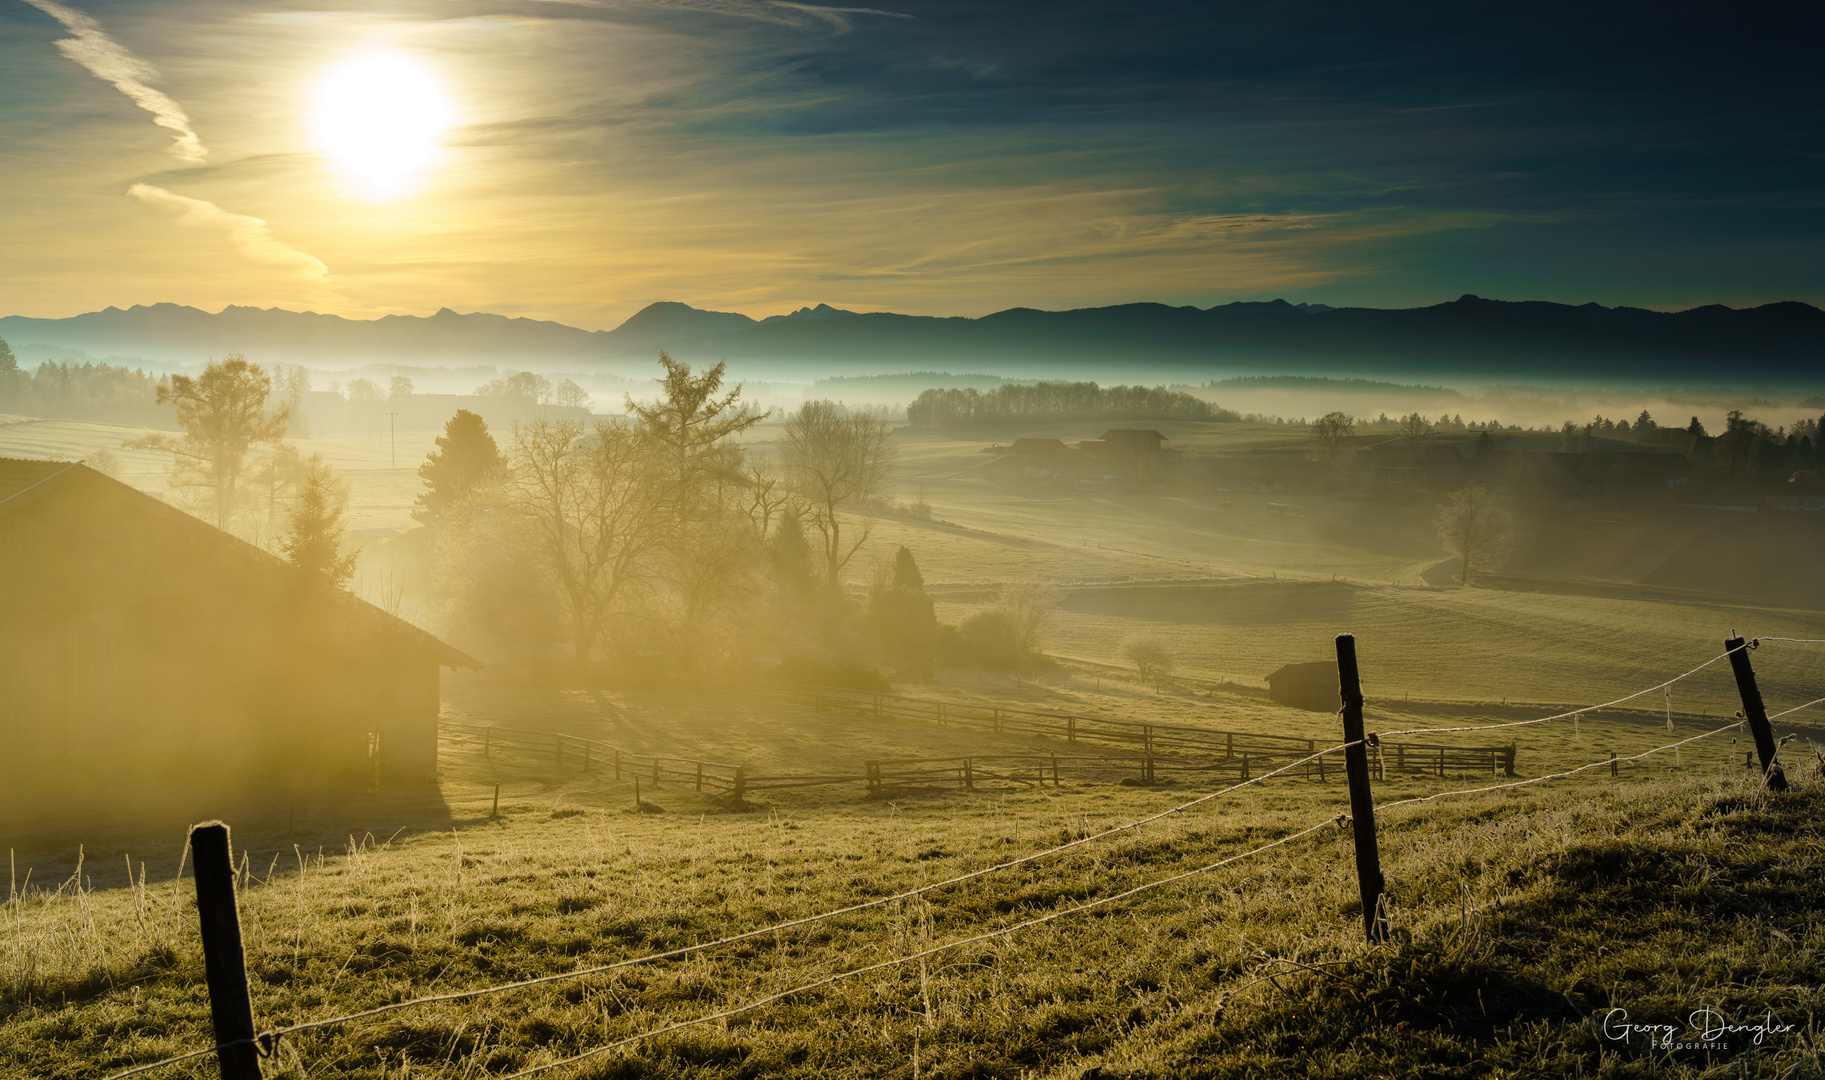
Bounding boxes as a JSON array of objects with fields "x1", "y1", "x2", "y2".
[
  {"x1": 597, "y1": 301, "x2": 757, "y2": 354},
  {"x1": 4, "y1": 295, "x2": 1822, "y2": 380},
  {"x1": 761, "y1": 303, "x2": 862, "y2": 324}
]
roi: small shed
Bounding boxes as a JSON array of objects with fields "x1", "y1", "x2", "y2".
[
  {"x1": 1099, "y1": 429, "x2": 1168, "y2": 454},
  {"x1": 1266, "y1": 661, "x2": 1337, "y2": 711},
  {"x1": 1008, "y1": 437, "x2": 1070, "y2": 463},
  {"x1": 0, "y1": 459, "x2": 480, "y2": 802}
]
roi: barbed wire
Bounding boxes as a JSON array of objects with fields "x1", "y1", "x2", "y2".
[
  {"x1": 259, "y1": 741, "x2": 1357, "y2": 1043},
  {"x1": 493, "y1": 816, "x2": 1344, "y2": 1080},
  {"x1": 1377, "y1": 644, "x2": 1744, "y2": 739},
  {"x1": 1373, "y1": 720, "x2": 1747, "y2": 815},
  {"x1": 1745, "y1": 637, "x2": 1825, "y2": 645}
]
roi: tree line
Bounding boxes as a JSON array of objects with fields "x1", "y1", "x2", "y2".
[{"x1": 906, "y1": 381, "x2": 1238, "y2": 428}]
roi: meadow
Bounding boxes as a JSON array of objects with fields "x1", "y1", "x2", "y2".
[{"x1": 4, "y1": 409, "x2": 1825, "y2": 1076}]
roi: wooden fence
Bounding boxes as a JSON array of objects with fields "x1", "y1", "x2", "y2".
[{"x1": 702, "y1": 675, "x2": 1516, "y2": 780}]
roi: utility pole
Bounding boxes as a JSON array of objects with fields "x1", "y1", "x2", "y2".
[{"x1": 384, "y1": 411, "x2": 399, "y2": 469}]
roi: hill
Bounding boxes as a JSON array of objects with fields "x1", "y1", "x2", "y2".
[{"x1": 4, "y1": 295, "x2": 1824, "y2": 381}]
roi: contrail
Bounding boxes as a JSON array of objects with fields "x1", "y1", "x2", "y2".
[
  {"x1": 20, "y1": 0, "x2": 207, "y2": 162},
  {"x1": 127, "y1": 184, "x2": 329, "y2": 281}
]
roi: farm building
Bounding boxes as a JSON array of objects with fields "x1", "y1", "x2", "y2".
[
  {"x1": 0, "y1": 459, "x2": 479, "y2": 800},
  {"x1": 1266, "y1": 661, "x2": 1338, "y2": 711}
]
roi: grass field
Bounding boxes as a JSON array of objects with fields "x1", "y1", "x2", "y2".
[
  {"x1": 6, "y1": 411, "x2": 1825, "y2": 1075},
  {"x1": 5, "y1": 719, "x2": 1822, "y2": 1078}
]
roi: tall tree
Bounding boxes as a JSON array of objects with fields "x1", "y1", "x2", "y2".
[
  {"x1": 1437, "y1": 483, "x2": 1513, "y2": 586},
  {"x1": 415, "y1": 409, "x2": 502, "y2": 527},
  {"x1": 868, "y1": 546, "x2": 938, "y2": 658},
  {"x1": 508, "y1": 418, "x2": 670, "y2": 663},
  {"x1": 780, "y1": 400, "x2": 896, "y2": 585},
  {"x1": 282, "y1": 455, "x2": 359, "y2": 589},
  {"x1": 626, "y1": 353, "x2": 765, "y2": 509},
  {"x1": 134, "y1": 354, "x2": 289, "y2": 531},
  {"x1": 1309, "y1": 411, "x2": 1355, "y2": 461}
]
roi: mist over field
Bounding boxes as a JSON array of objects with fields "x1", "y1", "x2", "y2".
[{"x1": 6, "y1": 0, "x2": 1825, "y2": 1074}]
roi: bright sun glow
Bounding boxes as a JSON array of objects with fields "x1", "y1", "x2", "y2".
[{"x1": 312, "y1": 52, "x2": 456, "y2": 200}]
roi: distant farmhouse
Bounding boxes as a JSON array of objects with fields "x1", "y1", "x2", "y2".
[
  {"x1": 0, "y1": 459, "x2": 478, "y2": 801},
  {"x1": 1078, "y1": 429, "x2": 1171, "y2": 458}
]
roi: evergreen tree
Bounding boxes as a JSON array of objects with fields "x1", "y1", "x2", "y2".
[
  {"x1": 283, "y1": 457, "x2": 359, "y2": 589},
  {"x1": 415, "y1": 410, "x2": 501, "y2": 527},
  {"x1": 869, "y1": 546, "x2": 938, "y2": 658}
]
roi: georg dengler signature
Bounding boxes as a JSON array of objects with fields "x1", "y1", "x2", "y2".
[{"x1": 1599, "y1": 1007, "x2": 1797, "y2": 1050}]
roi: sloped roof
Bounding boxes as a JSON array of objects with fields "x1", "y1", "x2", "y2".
[
  {"x1": 0, "y1": 458, "x2": 76, "y2": 503},
  {"x1": 1101, "y1": 429, "x2": 1166, "y2": 442},
  {"x1": 0, "y1": 457, "x2": 480, "y2": 668},
  {"x1": 1267, "y1": 660, "x2": 1335, "y2": 683}
]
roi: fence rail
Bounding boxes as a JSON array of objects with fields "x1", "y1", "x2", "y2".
[{"x1": 695, "y1": 674, "x2": 1515, "y2": 780}]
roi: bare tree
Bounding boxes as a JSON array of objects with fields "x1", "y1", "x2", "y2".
[
  {"x1": 779, "y1": 400, "x2": 896, "y2": 585},
  {"x1": 1436, "y1": 483, "x2": 1512, "y2": 585},
  {"x1": 1396, "y1": 412, "x2": 1432, "y2": 443},
  {"x1": 130, "y1": 354, "x2": 289, "y2": 531},
  {"x1": 1117, "y1": 632, "x2": 1175, "y2": 684},
  {"x1": 1310, "y1": 411, "x2": 1355, "y2": 462},
  {"x1": 742, "y1": 456, "x2": 794, "y2": 539},
  {"x1": 998, "y1": 579, "x2": 1058, "y2": 657},
  {"x1": 508, "y1": 418, "x2": 670, "y2": 663}
]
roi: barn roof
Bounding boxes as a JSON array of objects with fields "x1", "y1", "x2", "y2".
[
  {"x1": 0, "y1": 457, "x2": 481, "y2": 669},
  {"x1": 0, "y1": 458, "x2": 77, "y2": 504},
  {"x1": 1266, "y1": 660, "x2": 1335, "y2": 682}
]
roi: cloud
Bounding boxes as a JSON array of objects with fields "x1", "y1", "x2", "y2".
[
  {"x1": 763, "y1": 2, "x2": 912, "y2": 33},
  {"x1": 126, "y1": 184, "x2": 329, "y2": 281},
  {"x1": 20, "y1": 0, "x2": 207, "y2": 162}
]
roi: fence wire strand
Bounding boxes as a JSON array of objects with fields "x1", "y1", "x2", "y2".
[
  {"x1": 1374, "y1": 720, "x2": 1748, "y2": 814},
  {"x1": 98, "y1": 1040, "x2": 254, "y2": 1080},
  {"x1": 493, "y1": 816, "x2": 1344, "y2": 1080},
  {"x1": 1378, "y1": 644, "x2": 1746, "y2": 739},
  {"x1": 260, "y1": 741, "x2": 1358, "y2": 1042}
]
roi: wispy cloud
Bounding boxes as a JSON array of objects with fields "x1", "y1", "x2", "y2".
[
  {"x1": 762, "y1": 2, "x2": 912, "y2": 33},
  {"x1": 126, "y1": 184, "x2": 329, "y2": 281},
  {"x1": 20, "y1": 0, "x2": 206, "y2": 163}
]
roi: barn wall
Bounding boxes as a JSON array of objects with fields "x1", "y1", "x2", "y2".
[{"x1": 0, "y1": 474, "x2": 445, "y2": 792}]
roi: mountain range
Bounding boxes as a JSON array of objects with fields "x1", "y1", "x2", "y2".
[{"x1": 3, "y1": 295, "x2": 1821, "y2": 382}]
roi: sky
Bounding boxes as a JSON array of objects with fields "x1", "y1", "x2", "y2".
[{"x1": 2, "y1": 0, "x2": 1821, "y2": 329}]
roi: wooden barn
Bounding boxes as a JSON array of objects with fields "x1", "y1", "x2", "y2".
[
  {"x1": 1266, "y1": 661, "x2": 1338, "y2": 712},
  {"x1": 0, "y1": 459, "x2": 479, "y2": 800}
]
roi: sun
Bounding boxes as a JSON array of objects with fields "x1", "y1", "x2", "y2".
[{"x1": 312, "y1": 52, "x2": 456, "y2": 201}]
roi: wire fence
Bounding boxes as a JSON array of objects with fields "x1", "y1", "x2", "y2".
[{"x1": 91, "y1": 632, "x2": 1825, "y2": 1080}]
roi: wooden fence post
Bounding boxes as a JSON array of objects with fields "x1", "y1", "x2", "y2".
[
  {"x1": 1724, "y1": 634, "x2": 1789, "y2": 791},
  {"x1": 483, "y1": 727, "x2": 491, "y2": 756},
  {"x1": 696, "y1": 763, "x2": 704, "y2": 792},
  {"x1": 865, "y1": 761, "x2": 881, "y2": 796},
  {"x1": 1068, "y1": 717, "x2": 1077, "y2": 744},
  {"x1": 555, "y1": 735, "x2": 563, "y2": 767},
  {"x1": 634, "y1": 776, "x2": 641, "y2": 810},
  {"x1": 188, "y1": 823, "x2": 263, "y2": 1080},
  {"x1": 1226, "y1": 732, "x2": 1234, "y2": 761},
  {"x1": 1502, "y1": 743, "x2": 1516, "y2": 778},
  {"x1": 1051, "y1": 754, "x2": 1060, "y2": 787},
  {"x1": 1336, "y1": 634, "x2": 1388, "y2": 943},
  {"x1": 1241, "y1": 753, "x2": 1250, "y2": 781},
  {"x1": 582, "y1": 744, "x2": 591, "y2": 773},
  {"x1": 1610, "y1": 750, "x2": 1618, "y2": 777},
  {"x1": 963, "y1": 758, "x2": 973, "y2": 790},
  {"x1": 733, "y1": 767, "x2": 746, "y2": 802}
]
